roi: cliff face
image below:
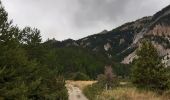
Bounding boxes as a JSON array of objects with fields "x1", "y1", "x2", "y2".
[{"x1": 147, "y1": 25, "x2": 170, "y2": 36}]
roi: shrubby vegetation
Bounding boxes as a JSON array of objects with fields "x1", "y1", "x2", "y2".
[
  {"x1": 72, "y1": 72, "x2": 90, "y2": 81},
  {"x1": 112, "y1": 63, "x2": 131, "y2": 78},
  {"x1": 84, "y1": 65, "x2": 118, "y2": 100},
  {"x1": 84, "y1": 84, "x2": 170, "y2": 100},
  {"x1": 83, "y1": 83, "x2": 104, "y2": 100},
  {"x1": 97, "y1": 66, "x2": 118, "y2": 89}
]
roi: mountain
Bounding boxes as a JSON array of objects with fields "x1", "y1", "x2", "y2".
[
  {"x1": 54, "y1": 5, "x2": 170, "y2": 66},
  {"x1": 123, "y1": 5, "x2": 170, "y2": 65}
]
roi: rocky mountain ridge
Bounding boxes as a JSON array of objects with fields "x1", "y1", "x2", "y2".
[{"x1": 54, "y1": 5, "x2": 170, "y2": 65}]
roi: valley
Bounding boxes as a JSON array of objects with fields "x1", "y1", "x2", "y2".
[{"x1": 0, "y1": 0, "x2": 170, "y2": 99}]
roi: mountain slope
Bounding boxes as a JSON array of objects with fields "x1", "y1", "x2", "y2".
[
  {"x1": 123, "y1": 5, "x2": 170, "y2": 64},
  {"x1": 57, "y1": 5, "x2": 170, "y2": 65},
  {"x1": 76, "y1": 16, "x2": 152, "y2": 61}
]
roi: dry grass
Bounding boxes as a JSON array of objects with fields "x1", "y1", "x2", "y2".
[
  {"x1": 96, "y1": 87, "x2": 170, "y2": 100},
  {"x1": 66, "y1": 80, "x2": 96, "y2": 90},
  {"x1": 68, "y1": 80, "x2": 170, "y2": 100}
]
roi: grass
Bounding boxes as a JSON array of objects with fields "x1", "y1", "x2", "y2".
[
  {"x1": 83, "y1": 82, "x2": 170, "y2": 100},
  {"x1": 97, "y1": 87, "x2": 170, "y2": 100},
  {"x1": 66, "y1": 80, "x2": 96, "y2": 90}
]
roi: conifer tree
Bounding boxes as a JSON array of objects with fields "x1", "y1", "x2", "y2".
[
  {"x1": 0, "y1": 1, "x2": 68, "y2": 99},
  {"x1": 132, "y1": 40, "x2": 169, "y2": 91}
]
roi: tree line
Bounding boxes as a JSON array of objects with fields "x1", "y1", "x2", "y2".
[{"x1": 0, "y1": 1, "x2": 68, "y2": 99}]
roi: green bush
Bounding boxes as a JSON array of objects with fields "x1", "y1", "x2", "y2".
[
  {"x1": 97, "y1": 74, "x2": 119, "y2": 89},
  {"x1": 83, "y1": 83, "x2": 103, "y2": 100},
  {"x1": 73, "y1": 72, "x2": 90, "y2": 81},
  {"x1": 37, "y1": 76, "x2": 68, "y2": 100}
]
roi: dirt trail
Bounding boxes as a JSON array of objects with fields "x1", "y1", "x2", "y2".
[
  {"x1": 66, "y1": 83, "x2": 88, "y2": 100},
  {"x1": 66, "y1": 81, "x2": 96, "y2": 100}
]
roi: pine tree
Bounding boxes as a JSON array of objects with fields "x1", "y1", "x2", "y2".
[
  {"x1": 22, "y1": 27, "x2": 41, "y2": 46},
  {"x1": 131, "y1": 41, "x2": 169, "y2": 91},
  {"x1": 0, "y1": 1, "x2": 68, "y2": 99}
]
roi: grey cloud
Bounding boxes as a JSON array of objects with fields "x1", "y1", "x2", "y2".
[
  {"x1": 74, "y1": 0, "x2": 170, "y2": 28},
  {"x1": 1, "y1": 0, "x2": 170, "y2": 40},
  {"x1": 74, "y1": 0, "x2": 130, "y2": 27}
]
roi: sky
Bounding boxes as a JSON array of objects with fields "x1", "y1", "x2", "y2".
[{"x1": 1, "y1": 0, "x2": 170, "y2": 41}]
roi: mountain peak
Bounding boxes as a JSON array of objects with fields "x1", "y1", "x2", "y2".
[{"x1": 98, "y1": 30, "x2": 108, "y2": 34}]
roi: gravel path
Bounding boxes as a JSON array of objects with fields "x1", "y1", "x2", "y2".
[{"x1": 66, "y1": 83, "x2": 88, "y2": 100}]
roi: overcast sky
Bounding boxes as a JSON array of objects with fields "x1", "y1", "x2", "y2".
[{"x1": 2, "y1": 0, "x2": 170, "y2": 41}]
